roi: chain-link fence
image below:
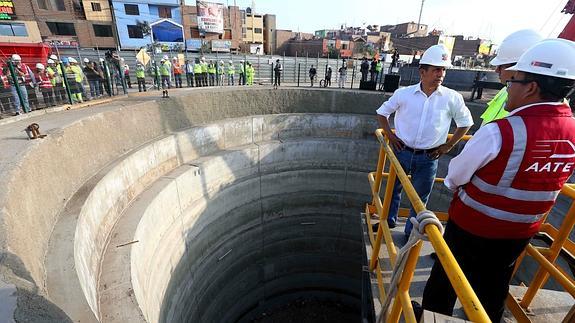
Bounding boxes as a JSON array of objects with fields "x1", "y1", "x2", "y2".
[{"x1": 1, "y1": 48, "x2": 394, "y2": 119}]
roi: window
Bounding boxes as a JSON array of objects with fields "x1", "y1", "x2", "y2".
[
  {"x1": 37, "y1": 0, "x2": 48, "y2": 10},
  {"x1": 91, "y1": 2, "x2": 101, "y2": 11},
  {"x1": 50, "y1": 0, "x2": 66, "y2": 11},
  {"x1": 46, "y1": 22, "x2": 76, "y2": 36},
  {"x1": 93, "y1": 24, "x2": 113, "y2": 37},
  {"x1": 158, "y1": 6, "x2": 171, "y2": 18},
  {"x1": 124, "y1": 4, "x2": 139, "y2": 15},
  {"x1": 127, "y1": 25, "x2": 143, "y2": 38},
  {"x1": 254, "y1": 28, "x2": 262, "y2": 34},
  {"x1": 247, "y1": 27, "x2": 252, "y2": 31},
  {"x1": 0, "y1": 23, "x2": 28, "y2": 37}
]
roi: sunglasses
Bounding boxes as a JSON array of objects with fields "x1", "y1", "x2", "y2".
[{"x1": 506, "y1": 79, "x2": 535, "y2": 88}]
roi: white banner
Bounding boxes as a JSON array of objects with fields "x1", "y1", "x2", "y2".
[{"x1": 197, "y1": 1, "x2": 224, "y2": 34}]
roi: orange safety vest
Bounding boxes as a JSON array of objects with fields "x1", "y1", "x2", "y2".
[
  {"x1": 36, "y1": 71, "x2": 53, "y2": 89},
  {"x1": 173, "y1": 62, "x2": 183, "y2": 75}
]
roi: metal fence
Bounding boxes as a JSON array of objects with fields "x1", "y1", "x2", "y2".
[{"x1": 0, "y1": 48, "x2": 393, "y2": 118}]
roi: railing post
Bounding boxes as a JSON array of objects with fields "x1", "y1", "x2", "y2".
[
  {"x1": 520, "y1": 200, "x2": 575, "y2": 308},
  {"x1": 297, "y1": 63, "x2": 300, "y2": 87},
  {"x1": 370, "y1": 163, "x2": 398, "y2": 270}
]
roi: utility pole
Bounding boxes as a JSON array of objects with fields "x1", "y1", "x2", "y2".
[{"x1": 416, "y1": 0, "x2": 425, "y2": 36}]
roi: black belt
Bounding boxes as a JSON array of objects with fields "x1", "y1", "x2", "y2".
[{"x1": 401, "y1": 146, "x2": 437, "y2": 154}]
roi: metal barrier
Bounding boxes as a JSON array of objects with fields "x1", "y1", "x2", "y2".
[
  {"x1": 366, "y1": 128, "x2": 575, "y2": 322},
  {"x1": 366, "y1": 129, "x2": 488, "y2": 322}
]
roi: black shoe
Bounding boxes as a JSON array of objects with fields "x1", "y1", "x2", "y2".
[
  {"x1": 430, "y1": 252, "x2": 438, "y2": 261},
  {"x1": 387, "y1": 219, "x2": 397, "y2": 229},
  {"x1": 411, "y1": 301, "x2": 423, "y2": 321}
]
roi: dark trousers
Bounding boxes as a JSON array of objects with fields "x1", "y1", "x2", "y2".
[
  {"x1": 137, "y1": 78, "x2": 146, "y2": 92},
  {"x1": 54, "y1": 83, "x2": 67, "y2": 102},
  {"x1": 174, "y1": 74, "x2": 182, "y2": 88},
  {"x1": 422, "y1": 220, "x2": 530, "y2": 322},
  {"x1": 239, "y1": 73, "x2": 245, "y2": 85},
  {"x1": 195, "y1": 74, "x2": 202, "y2": 87},
  {"x1": 202, "y1": 73, "x2": 208, "y2": 87},
  {"x1": 274, "y1": 72, "x2": 281, "y2": 86},
  {"x1": 186, "y1": 73, "x2": 194, "y2": 87},
  {"x1": 125, "y1": 75, "x2": 132, "y2": 88},
  {"x1": 40, "y1": 89, "x2": 54, "y2": 107},
  {"x1": 27, "y1": 85, "x2": 39, "y2": 110},
  {"x1": 161, "y1": 76, "x2": 171, "y2": 89}
]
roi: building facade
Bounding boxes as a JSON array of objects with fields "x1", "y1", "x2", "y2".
[
  {"x1": 182, "y1": 4, "x2": 242, "y2": 52},
  {"x1": 381, "y1": 22, "x2": 428, "y2": 38},
  {"x1": 112, "y1": 0, "x2": 182, "y2": 49}
]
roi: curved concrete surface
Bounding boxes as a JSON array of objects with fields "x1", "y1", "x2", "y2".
[{"x1": 0, "y1": 88, "x2": 384, "y2": 322}]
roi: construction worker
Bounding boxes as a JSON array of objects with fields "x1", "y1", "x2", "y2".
[
  {"x1": 375, "y1": 59, "x2": 383, "y2": 83},
  {"x1": 200, "y1": 57, "x2": 208, "y2": 87},
  {"x1": 6, "y1": 54, "x2": 34, "y2": 114},
  {"x1": 246, "y1": 62, "x2": 254, "y2": 85},
  {"x1": 273, "y1": 59, "x2": 282, "y2": 89},
  {"x1": 218, "y1": 60, "x2": 225, "y2": 86},
  {"x1": 150, "y1": 61, "x2": 160, "y2": 90},
  {"x1": 100, "y1": 58, "x2": 112, "y2": 96},
  {"x1": 238, "y1": 60, "x2": 245, "y2": 85},
  {"x1": 338, "y1": 64, "x2": 347, "y2": 88},
  {"x1": 207, "y1": 60, "x2": 216, "y2": 86},
  {"x1": 421, "y1": 39, "x2": 575, "y2": 322},
  {"x1": 172, "y1": 57, "x2": 183, "y2": 88},
  {"x1": 83, "y1": 58, "x2": 101, "y2": 98},
  {"x1": 376, "y1": 44, "x2": 473, "y2": 236},
  {"x1": 193, "y1": 58, "x2": 202, "y2": 87},
  {"x1": 185, "y1": 59, "x2": 194, "y2": 87},
  {"x1": 135, "y1": 63, "x2": 146, "y2": 92},
  {"x1": 66, "y1": 57, "x2": 84, "y2": 103},
  {"x1": 480, "y1": 29, "x2": 543, "y2": 126},
  {"x1": 121, "y1": 58, "x2": 131, "y2": 89},
  {"x1": 47, "y1": 55, "x2": 66, "y2": 103},
  {"x1": 227, "y1": 60, "x2": 235, "y2": 86},
  {"x1": 159, "y1": 59, "x2": 171, "y2": 97},
  {"x1": 309, "y1": 65, "x2": 317, "y2": 87},
  {"x1": 35, "y1": 63, "x2": 55, "y2": 108}
]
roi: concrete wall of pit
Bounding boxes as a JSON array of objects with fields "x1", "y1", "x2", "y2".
[{"x1": 0, "y1": 88, "x2": 384, "y2": 321}]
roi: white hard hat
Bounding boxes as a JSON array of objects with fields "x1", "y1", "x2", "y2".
[
  {"x1": 491, "y1": 29, "x2": 543, "y2": 66},
  {"x1": 47, "y1": 59, "x2": 55, "y2": 64},
  {"x1": 506, "y1": 38, "x2": 575, "y2": 80},
  {"x1": 49, "y1": 54, "x2": 58, "y2": 60},
  {"x1": 36, "y1": 63, "x2": 45, "y2": 69},
  {"x1": 68, "y1": 57, "x2": 77, "y2": 63},
  {"x1": 229, "y1": 60, "x2": 233, "y2": 64},
  {"x1": 120, "y1": 57, "x2": 125, "y2": 61},
  {"x1": 173, "y1": 56, "x2": 177, "y2": 60},
  {"x1": 99, "y1": 58, "x2": 104, "y2": 62},
  {"x1": 11, "y1": 54, "x2": 21, "y2": 61},
  {"x1": 220, "y1": 60, "x2": 224, "y2": 64},
  {"x1": 83, "y1": 58, "x2": 90, "y2": 63},
  {"x1": 163, "y1": 55, "x2": 169, "y2": 60},
  {"x1": 419, "y1": 44, "x2": 452, "y2": 67}
]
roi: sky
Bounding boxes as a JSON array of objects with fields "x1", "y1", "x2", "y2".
[{"x1": 229, "y1": 0, "x2": 571, "y2": 44}]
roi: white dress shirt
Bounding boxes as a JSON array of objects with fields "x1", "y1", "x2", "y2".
[
  {"x1": 376, "y1": 83, "x2": 474, "y2": 149},
  {"x1": 444, "y1": 102, "x2": 566, "y2": 191}
]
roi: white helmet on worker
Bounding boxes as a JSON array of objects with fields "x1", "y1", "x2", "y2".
[
  {"x1": 419, "y1": 44, "x2": 452, "y2": 67},
  {"x1": 491, "y1": 29, "x2": 543, "y2": 66},
  {"x1": 36, "y1": 63, "x2": 45, "y2": 70},
  {"x1": 99, "y1": 58, "x2": 105, "y2": 62},
  {"x1": 11, "y1": 54, "x2": 21, "y2": 61},
  {"x1": 83, "y1": 58, "x2": 90, "y2": 63},
  {"x1": 49, "y1": 54, "x2": 58, "y2": 60},
  {"x1": 172, "y1": 56, "x2": 177, "y2": 60},
  {"x1": 68, "y1": 57, "x2": 77, "y2": 63},
  {"x1": 506, "y1": 38, "x2": 575, "y2": 80},
  {"x1": 47, "y1": 59, "x2": 55, "y2": 64},
  {"x1": 229, "y1": 60, "x2": 233, "y2": 64},
  {"x1": 163, "y1": 55, "x2": 169, "y2": 60}
]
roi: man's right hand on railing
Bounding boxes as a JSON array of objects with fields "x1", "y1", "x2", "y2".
[{"x1": 387, "y1": 132, "x2": 405, "y2": 151}]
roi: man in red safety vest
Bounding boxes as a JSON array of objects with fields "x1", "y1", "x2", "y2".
[{"x1": 421, "y1": 39, "x2": 575, "y2": 322}]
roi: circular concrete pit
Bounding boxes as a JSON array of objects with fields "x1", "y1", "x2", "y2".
[{"x1": 0, "y1": 88, "x2": 385, "y2": 322}]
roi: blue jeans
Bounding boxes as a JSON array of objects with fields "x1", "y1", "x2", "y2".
[
  {"x1": 89, "y1": 80, "x2": 100, "y2": 97},
  {"x1": 387, "y1": 149, "x2": 438, "y2": 236},
  {"x1": 11, "y1": 84, "x2": 29, "y2": 113}
]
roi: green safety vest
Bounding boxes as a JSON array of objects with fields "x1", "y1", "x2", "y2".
[
  {"x1": 208, "y1": 64, "x2": 216, "y2": 74},
  {"x1": 135, "y1": 67, "x2": 145, "y2": 78},
  {"x1": 68, "y1": 65, "x2": 83, "y2": 83},
  {"x1": 376, "y1": 62, "x2": 383, "y2": 72},
  {"x1": 201, "y1": 62, "x2": 208, "y2": 73},
  {"x1": 159, "y1": 64, "x2": 170, "y2": 76},
  {"x1": 480, "y1": 87, "x2": 508, "y2": 126},
  {"x1": 227, "y1": 65, "x2": 235, "y2": 75},
  {"x1": 193, "y1": 63, "x2": 202, "y2": 74}
]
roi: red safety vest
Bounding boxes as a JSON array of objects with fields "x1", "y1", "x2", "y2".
[
  {"x1": 450, "y1": 102, "x2": 575, "y2": 239},
  {"x1": 16, "y1": 63, "x2": 32, "y2": 84},
  {"x1": 173, "y1": 63, "x2": 182, "y2": 75},
  {"x1": 36, "y1": 71, "x2": 52, "y2": 89}
]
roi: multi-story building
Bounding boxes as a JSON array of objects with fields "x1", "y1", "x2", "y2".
[
  {"x1": 241, "y1": 8, "x2": 263, "y2": 53},
  {"x1": 381, "y1": 22, "x2": 428, "y2": 38},
  {"x1": 182, "y1": 4, "x2": 242, "y2": 52},
  {"x1": 111, "y1": 0, "x2": 183, "y2": 49},
  {"x1": 2, "y1": 0, "x2": 117, "y2": 60}
]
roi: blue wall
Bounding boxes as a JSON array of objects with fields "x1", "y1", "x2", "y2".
[{"x1": 112, "y1": 1, "x2": 182, "y2": 49}]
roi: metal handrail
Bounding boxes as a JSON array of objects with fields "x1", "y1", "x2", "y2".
[
  {"x1": 368, "y1": 129, "x2": 490, "y2": 322},
  {"x1": 367, "y1": 128, "x2": 575, "y2": 322}
]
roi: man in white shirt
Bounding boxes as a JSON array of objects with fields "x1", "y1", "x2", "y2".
[{"x1": 376, "y1": 44, "x2": 473, "y2": 237}]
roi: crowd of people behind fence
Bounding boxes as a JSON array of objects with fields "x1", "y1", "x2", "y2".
[{"x1": 0, "y1": 50, "x2": 397, "y2": 117}]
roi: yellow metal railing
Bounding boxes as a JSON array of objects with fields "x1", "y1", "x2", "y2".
[
  {"x1": 367, "y1": 129, "x2": 489, "y2": 323},
  {"x1": 366, "y1": 128, "x2": 575, "y2": 322}
]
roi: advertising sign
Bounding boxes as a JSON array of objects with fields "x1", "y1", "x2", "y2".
[
  {"x1": 249, "y1": 44, "x2": 263, "y2": 55},
  {"x1": 479, "y1": 40, "x2": 492, "y2": 55},
  {"x1": 438, "y1": 35, "x2": 456, "y2": 56},
  {"x1": 186, "y1": 39, "x2": 203, "y2": 51},
  {"x1": 211, "y1": 40, "x2": 231, "y2": 52},
  {"x1": 43, "y1": 36, "x2": 79, "y2": 49},
  {"x1": 0, "y1": 0, "x2": 16, "y2": 20},
  {"x1": 197, "y1": 1, "x2": 224, "y2": 34}
]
